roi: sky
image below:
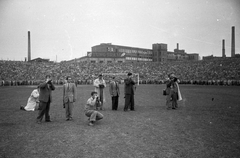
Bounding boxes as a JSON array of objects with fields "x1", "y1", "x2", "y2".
[{"x1": 0, "y1": 0, "x2": 239, "y2": 61}]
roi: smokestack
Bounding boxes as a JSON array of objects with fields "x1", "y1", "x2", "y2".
[
  {"x1": 177, "y1": 43, "x2": 179, "y2": 50},
  {"x1": 231, "y1": 26, "x2": 235, "y2": 57},
  {"x1": 28, "y1": 31, "x2": 31, "y2": 61},
  {"x1": 222, "y1": 39, "x2": 226, "y2": 57}
]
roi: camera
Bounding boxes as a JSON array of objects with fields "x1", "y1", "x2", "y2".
[
  {"x1": 47, "y1": 79, "x2": 52, "y2": 84},
  {"x1": 99, "y1": 84, "x2": 104, "y2": 88},
  {"x1": 95, "y1": 96, "x2": 101, "y2": 108}
]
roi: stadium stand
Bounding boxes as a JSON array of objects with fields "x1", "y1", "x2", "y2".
[{"x1": 0, "y1": 58, "x2": 240, "y2": 86}]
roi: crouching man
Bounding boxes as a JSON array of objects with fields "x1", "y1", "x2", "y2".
[{"x1": 85, "y1": 91, "x2": 104, "y2": 126}]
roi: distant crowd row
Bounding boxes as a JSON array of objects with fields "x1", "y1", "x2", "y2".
[{"x1": 0, "y1": 58, "x2": 240, "y2": 86}]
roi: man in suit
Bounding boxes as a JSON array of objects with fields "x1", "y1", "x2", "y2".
[
  {"x1": 124, "y1": 72, "x2": 136, "y2": 111},
  {"x1": 63, "y1": 76, "x2": 77, "y2": 121},
  {"x1": 165, "y1": 74, "x2": 173, "y2": 110},
  {"x1": 170, "y1": 74, "x2": 182, "y2": 109},
  {"x1": 109, "y1": 76, "x2": 120, "y2": 110},
  {"x1": 36, "y1": 75, "x2": 55, "y2": 124}
]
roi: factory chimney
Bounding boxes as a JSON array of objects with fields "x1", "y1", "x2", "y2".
[
  {"x1": 231, "y1": 26, "x2": 235, "y2": 57},
  {"x1": 222, "y1": 39, "x2": 226, "y2": 57},
  {"x1": 28, "y1": 31, "x2": 31, "y2": 61}
]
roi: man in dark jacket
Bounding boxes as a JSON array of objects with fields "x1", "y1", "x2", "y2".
[
  {"x1": 165, "y1": 74, "x2": 173, "y2": 110},
  {"x1": 124, "y1": 72, "x2": 136, "y2": 111},
  {"x1": 36, "y1": 75, "x2": 55, "y2": 124}
]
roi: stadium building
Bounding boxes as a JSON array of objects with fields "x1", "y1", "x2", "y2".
[{"x1": 71, "y1": 43, "x2": 199, "y2": 63}]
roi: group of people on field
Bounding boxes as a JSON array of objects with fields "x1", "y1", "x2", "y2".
[
  {"x1": 20, "y1": 72, "x2": 137, "y2": 126},
  {"x1": 20, "y1": 72, "x2": 181, "y2": 125}
]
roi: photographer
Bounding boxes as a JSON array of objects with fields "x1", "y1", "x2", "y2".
[
  {"x1": 93, "y1": 74, "x2": 106, "y2": 110},
  {"x1": 169, "y1": 74, "x2": 182, "y2": 109},
  {"x1": 36, "y1": 75, "x2": 55, "y2": 124},
  {"x1": 165, "y1": 74, "x2": 172, "y2": 110},
  {"x1": 124, "y1": 72, "x2": 136, "y2": 111},
  {"x1": 85, "y1": 91, "x2": 104, "y2": 126}
]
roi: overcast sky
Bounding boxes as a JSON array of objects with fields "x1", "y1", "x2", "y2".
[{"x1": 0, "y1": 0, "x2": 239, "y2": 61}]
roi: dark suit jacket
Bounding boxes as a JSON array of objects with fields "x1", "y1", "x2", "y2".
[
  {"x1": 166, "y1": 79, "x2": 178, "y2": 94},
  {"x1": 124, "y1": 78, "x2": 135, "y2": 95},
  {"x1": 39, "y1": 82, "x2": 55, "y2": 103},
  {"x1": 165, "y1": 80, "x2": 172, "y2": 95},
  {"x1": 109, "y1": 81, "x2": 120, "y2": 97},
  {"x1": 63, "y1": 83, "x2": 77, "y2": 103}
]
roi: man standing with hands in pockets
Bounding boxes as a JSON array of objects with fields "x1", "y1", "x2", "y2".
[
  {"x1": 36, "y1": 75, "x2": 55, "y2": 124},
  {"x1": 109, "y1": 76, "x2": 120, "y2": 110},
  {"x1": 63, "y1": 76, "x2": 77, "y2": 121}
]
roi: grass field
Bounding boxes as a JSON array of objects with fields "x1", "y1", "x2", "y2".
[{"x1": 0, "y1": 84, "x2": 240, "y2": 158}]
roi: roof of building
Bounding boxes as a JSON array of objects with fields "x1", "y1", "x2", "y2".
[{"x1": 29, "y1": 57, "x2": 50, "y2": 62}]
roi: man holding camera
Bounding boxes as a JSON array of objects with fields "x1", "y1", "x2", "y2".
[
  {"x1": 85, "y1": 91, "x2": 104, "y2": 126},
  {"x1": 124, "y1": 72, "x2": 136, "y2": 111},
  {"x1": 93, "y1": 74, "x2": 106, "y2": 110},
  {"x1": 166, "y1": 73, "x2": 182, "y2": 109},
  {"x1": 36, "y1": 75, "x2": 55, "y2": 124}
]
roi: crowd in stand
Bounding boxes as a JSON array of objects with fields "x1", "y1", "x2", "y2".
[{"x1": 1, "y1": 57, "x2": 240, "y2": 86}]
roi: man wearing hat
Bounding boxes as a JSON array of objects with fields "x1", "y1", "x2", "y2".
[
  {"x1": 169, "y1": 73, "x2": 182, "y2": 109},
  {"x1": 124, "y1": 72, "x2": 136, "y2": 111},
  {"x1": 36, "y1": 75, "x2": 55, "y2": 124},
  {"x1": 93, "y1": 74, "x2": 106, "y2": 110}
]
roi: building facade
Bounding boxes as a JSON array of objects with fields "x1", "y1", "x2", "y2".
[{"x1": 73, "y1": 43, "x2": 199, "y2": 63}]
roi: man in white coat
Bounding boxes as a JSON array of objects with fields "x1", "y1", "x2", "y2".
[{"x1": 93, "y1": 74, "x2": 106, "y2": 110}]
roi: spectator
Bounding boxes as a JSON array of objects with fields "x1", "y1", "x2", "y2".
[{"x1": 93, "y1": 74, "x2": 106, "y2": 110}]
